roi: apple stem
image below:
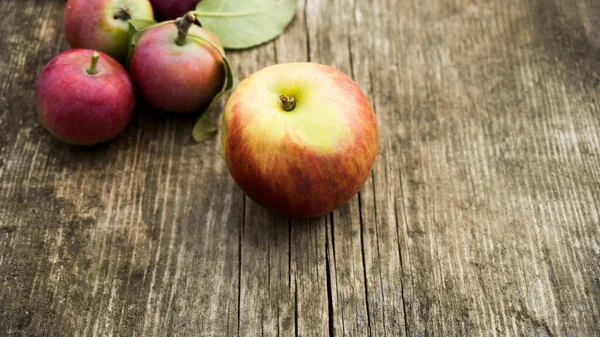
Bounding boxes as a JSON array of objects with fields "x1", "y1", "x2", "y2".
[
  {"x1": 87, "y1": 52, "x2": 100, "y2": 75},
  {"x1": 176, "y1": 13, "x2": 197, "y2": 46},
  {"x1": 280, "y1": 95, "x2": 296, "y2": 112}
]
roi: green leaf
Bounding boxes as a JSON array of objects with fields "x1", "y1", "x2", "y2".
[
  {"x1": 126, "y1": 19, "x2": 171, "y2": 66},
  {"x1": 194, "y1": 0, "x2": 298, "y2": 49},
  {"x1": 189, "y1": 34, "x2": 234, "y2": 142},
  {"x1": 129, "y1": 19, "x2": 157, "y2": 32},
  {"x1": 192, "y1": 113, "x2": 219, "y2": 142}
]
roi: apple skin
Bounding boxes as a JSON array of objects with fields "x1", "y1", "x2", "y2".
[
  {"x1": 222, "y1": 63, "x2": 379, "y2": 218},
  {"x1": 150, "y1": 0, "x2": 199, "y2": 21},
  {"x1": 36, "y1": 49, "x2": 135, "y2": 145},
  {"x1": 64, "y1": 0, "x2": 154, "y2": 61},
  {"x1": 129, "y1": 23, "x2": 225, "y2": 113}
]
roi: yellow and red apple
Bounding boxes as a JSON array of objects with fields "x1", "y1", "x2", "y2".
[
  {"x1": 64, "y1": 0, "x2": 154, "y2": 61},
  {"x1": 222, "y1": 63, "x2": 379, "y2": 218}
]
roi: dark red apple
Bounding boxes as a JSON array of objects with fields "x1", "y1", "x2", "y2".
[
  {"x1": 36, "y1": 49, "x2": 135, "y2": 145},
  {"x1": 150, "y1": 0, "x2": 199, "y2": 21},
  {"x1": 130, "y1": 14, "x2": 225, "y2": 113}
]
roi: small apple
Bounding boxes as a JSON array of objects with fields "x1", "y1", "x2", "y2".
[
  {"x1": 130, "y1": 13, "x2": 225, "y2": 113},
  {"x1": 36, "y1": 49, "x2": 135, "y2": 145},
  {"x1": 221, "y1": 63, "x2": 379, "y2": 218},
  {"x1": 64, "y1": 0, "x2": 154, "y2": 61},
  {"x1": 150, "y1": 0, "x2": 199, "y2": 21}
]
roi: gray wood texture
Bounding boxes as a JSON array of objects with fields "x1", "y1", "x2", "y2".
[{"x1": 1, "y1": 0, "x2": 600, "y2": 335}]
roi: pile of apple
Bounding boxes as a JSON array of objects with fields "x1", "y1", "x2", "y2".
[
  {"x1": 36, "y1": 0, "x2": 379, "y2": 217},
  {"x1": 37, "y1": 0, "x2": 223, "y2": 145}
]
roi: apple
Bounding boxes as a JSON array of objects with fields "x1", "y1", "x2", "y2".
[
  {"x1": 36, "y1": 49, "x2": 135, "y2": 145},
  {"x1": 64, "y1": 0, "x2": 154, "y2": 61},
  {"x1": 221, "y1": 63, "x2": 379, "y2": 218},
  {"x1": 150, "y1": 0, "x2": 199, "y2": 21},
  {"x1": 130, "y1": 13, "x2": 225, "y2": 113}
]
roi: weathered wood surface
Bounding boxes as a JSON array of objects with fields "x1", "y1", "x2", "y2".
[{"x1": 1, "y1": 0, "x2": 600, "y2": 335}]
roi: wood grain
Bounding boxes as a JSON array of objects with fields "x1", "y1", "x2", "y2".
[{"x1": 1, "y1": 0, "x2": 599, "y2": 336}]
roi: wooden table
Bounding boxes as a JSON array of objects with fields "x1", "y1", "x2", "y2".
[{"x1": 1, "y1": 0, "x2": 599, "y2": 335}]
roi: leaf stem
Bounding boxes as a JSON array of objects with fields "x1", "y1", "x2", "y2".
[
  {"x1": 87, "y1": 52, "x2": 100, "y2": 75},
  {"x1": 176, "y1": 13, "x2": 196, "y2": 46}
]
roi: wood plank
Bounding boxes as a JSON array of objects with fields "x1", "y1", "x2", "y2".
[
  {"x1": 370, "y1": 0, "x2": 600, "y2": 335},
  {"x1": 304, "y1": 0, "x2": 374, "y2": 334},
  {"x1": 233, "y1": 41, "x2": 293, "y2": 336},
  {"x1": 347, "y1": 0, "x2": 409, "y2": 334}
]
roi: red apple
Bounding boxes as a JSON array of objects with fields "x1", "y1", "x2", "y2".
[
  {"x1": 64, "y1": 0, "x2": 154, "y2": 61},
  {"x1": 150, "y1": 0, "x2": 199, "y2": 21},
  {"x1": 129, "y1": 14, "x2": 225, "y2": 113},
  {"x1": 221, "y1": 63, "x2": 379, "y2": 218},
  {"x1": 36, "y1": 49, "x2": 135, "y2": 145}
]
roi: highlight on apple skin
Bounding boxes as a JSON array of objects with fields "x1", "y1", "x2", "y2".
[
  {"x1": 221, "y1": 63, "x2": 379, "y2": 218},
  {"x1": 129, "y1": 14, "x2": 225, "y2": 113},
  {"x1": 63, "y1": 0, "x2": 154, "y2": 61},
  {"x1": 36, "y1": 49, "x2": 135, "y2": 145},
  {"x1": 150, "y1": 0, "x2": 199, "y2": 21}
]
